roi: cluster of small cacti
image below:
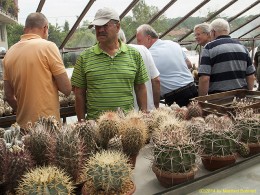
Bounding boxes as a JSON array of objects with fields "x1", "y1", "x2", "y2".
[
  {"x1": 82, "y1": 150, "x2": 132, "y2": 194},
  {"x1": 33, "y1": 115, "x2": 60, "y2": 133},
  {"x1": 231, "y1": 97, "x2": 255, "y2": 108},
  {"x1": 16, "y1": 166, "x2": 75, "y2": 195},
  {"x1": 59, "y1": 91, "x2": 75, "y2": 107}
]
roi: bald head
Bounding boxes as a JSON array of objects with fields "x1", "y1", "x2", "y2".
[{"x1": 25, "y1": 12, "x2": 48, "y2": 29}]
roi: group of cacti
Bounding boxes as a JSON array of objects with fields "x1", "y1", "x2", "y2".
[{"x1": 0, "y1": 99, "x2": 259, "y2": 193}]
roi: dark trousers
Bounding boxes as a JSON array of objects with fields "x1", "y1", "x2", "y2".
[{"x1": 164, "y1": 82, "x2": 198, "y2": 107}]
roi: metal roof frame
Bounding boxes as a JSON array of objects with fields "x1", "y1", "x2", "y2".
[{"x1": 35, "y1": 0, "x2": 260, "y2": 50}]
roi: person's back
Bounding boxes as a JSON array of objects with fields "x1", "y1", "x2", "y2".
[
  {"x1": 3, "y1": 12, "x2": 71, "y2": 129},
  {"x1": 198, "y1": 18, "x2": 255, "y2": 95},
  {"x1": 129, "y1": 44, "x2": 160, "y2": 111},
  {"x1": 149, "y1": 39, "x2": 194, "y2": 96}
]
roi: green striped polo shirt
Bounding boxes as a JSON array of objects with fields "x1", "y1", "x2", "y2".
[{"x1": 71, "y1": 41, "x2": 149, "y2": 120}]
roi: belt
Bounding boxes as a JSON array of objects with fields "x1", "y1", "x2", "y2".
[{"x1": 163, "y1": 82, "x2": 195, "y2": 98}]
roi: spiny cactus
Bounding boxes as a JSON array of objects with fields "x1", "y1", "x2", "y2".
[
  {"x1": 235, "y1": 109, "x2": 260, "y2": 144},
  {"x1": 186, "y1": 101, "x2": 203, "y2": 120},
  {"x1": 82, "y1": 150, "x2": 132, "y2": 194},
  {"x1": 97, "y1": 111, "x2": 121, "y2": 149},
  {"x1": 1, "y1": 143, "x2": 35, "y2": 194},
  {"x1": 152, "y1": 119, "x2": 199, "y2": 173},
  {"x1": 49, "y1": 125, "x2": 86, "y2": 183},
  {"x1": 107, "y1": 135, "x2": 123, "y2": 152},
  {"x1": 16, "y1": 166, "x2": 75, "y2": 195},
  {"x1": 121, "y1": 117, "x2": 147, "y2": 156},
  {"x1": 33, "y1": 115, "x2": 60, "y2": 133},
  {"x1": 185, "y1": 117, "x2": 205, "y2": 141},
  {"x1": 23, "y1": 124, "x2": 54, "y2": 166},
  {"x1": 201, "y1": 116, "x2": 238, "y2": 156},
  {"x1": 73, "y1": 120, "x2": 99, "y2": 157},
  {"x1": 0, "y1": 138, "x2": 7, "y2": 183},
  {"x1": 236, "y1": 142, "x2": 250, "y2": 158}
]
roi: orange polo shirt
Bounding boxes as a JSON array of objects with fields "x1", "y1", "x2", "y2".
[{"x1": 3, "y1": 34, "x2": 66, "y2": 129}]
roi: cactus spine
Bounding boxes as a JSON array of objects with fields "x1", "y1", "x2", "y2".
[
  {"x1": 16, "y1": 166, "x2": 75, "y2": 195},
  {"x1": 82, "y1": 150, "x2": 132, "y2": 194}
]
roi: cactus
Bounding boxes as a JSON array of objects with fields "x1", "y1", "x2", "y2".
[
  {"x1": 185, "y1": 117, "x2": 205, "y2": 141},
  {"x1": 73, "y1": 120, "x2": 99, "y2": 157},
  {"x1": 235, "y1": 109, "x2": 260, "y2": 144},
  {"x1": 107, "y1": 135, "x2": 123, "y2": 152},
  {"x1": 186, "y1": 101, "x2": 203, "y2": 120},
  {"x1": 201, "y1": 116, "x2": 238, "y2": 156},
  {"x1": 121, "y1": 116, "x2": 147, "y2": 156},
  {"x1": 152, "y1": 119, "x2": 199, "y2": 173},
  {"x1": 23, "y1": 123, "x2": 54, "y2": 166},
  {"x1": 16, "y1": 166, "x2": 75, "y2": 195},
  {"x1": 33, "y1": 116, "x2": 60, "y2": 133},
  {"x1": 49, "y1": 125, "x2": 86, "y2": 183},
  {"x1": 1, "y1": 143, "x2": 35, "y2": 194},
  {"x1": 97, "y1": 111, "x2": 121, "y2": 149},
  {"x1": 0, "y1": 138, "x2": 7, "y2": 183},
  {"x1": 82, "y1": 150, "x2": 132, "y2": 194},
  {"x1": 236, "y1": 142, "x2": 250, "y2": 157}
]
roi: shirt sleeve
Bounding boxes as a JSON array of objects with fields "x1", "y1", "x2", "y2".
[
  {"x1": 71, "y1": 54, "x2": 87, "y2": 88},
  {"x1": 198, "y1": 47, "x2": 212, "y2": 77},
  {"x1": 134, "y1": 52, "x2": 149, "y2": 84}
]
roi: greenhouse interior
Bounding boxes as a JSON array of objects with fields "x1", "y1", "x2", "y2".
[{"x1": 0, "y1": 0, "x2": 259, "y2": 195}]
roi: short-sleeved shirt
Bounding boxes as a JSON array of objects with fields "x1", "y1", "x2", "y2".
[
  {"x1": 3, "y1": 34, "x2": 66, "y2": 129},
  {"x1": 129, "y1": 44, "x2": 159, "y2": 111},
  {"x1": 71, "y1": 41, "x2": 148, "y2": 119},
  {"x1": 198, "y1": 35, "x2": 255, "y2": 93},
  {"x1": 149, "y1": 39, "x2": 194, "y2": 97}
]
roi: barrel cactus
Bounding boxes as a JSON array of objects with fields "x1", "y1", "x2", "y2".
[
  {"x1": 97, "y1": 111, "x2": 121, "y2": 149},
  {"x1": 16, "y1": 166, "x2": 75, "y2": 194},
  {"x1": 152, "y1": 118, "x2": 199, "y2": 173},
  {"x1": 49, "y1": 125, "x2": 86, "y2": 183},
  {"x1": 23, "y1": 123, "x2": 54, "y2": 166},
  {"x1": 82, "y1": 150, "x2": 132, "y2": 194},
  {"x1": 201, "y1": 115, "x2": 238, "y2": 156}
]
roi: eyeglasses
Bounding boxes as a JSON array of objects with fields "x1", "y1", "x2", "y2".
[{"x1": 94, "y1": 20, "x2": 118, "y2": 30}]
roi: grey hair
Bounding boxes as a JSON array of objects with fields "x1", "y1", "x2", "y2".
[
  {"x1": 194, "y1": 23, "x2": 210, "y2": 34},
  {"x1": 209, "y1": 18, "x2": 230, "y2": 34},
  {"x1": 118, "y1": 28, "x2": 126, "y2": 43},
  {"x1": 136, "y1": 24, "x2": 159, "y2": 39},
  {"x1": 25, "y1": 12, "x2": 48, "y2": 29}
]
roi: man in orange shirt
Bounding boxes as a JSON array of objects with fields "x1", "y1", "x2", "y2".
[{"x1": 3, "y1": 12, "x2": 71, "y2": 130}]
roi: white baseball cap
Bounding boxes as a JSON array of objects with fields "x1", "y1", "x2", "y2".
[{"x1": 88, "y1": 7, "x2": 119, "y2": 29}]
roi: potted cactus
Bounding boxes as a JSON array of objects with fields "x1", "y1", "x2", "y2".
[
  {"x1": 235, "y1": 109, "x2": 260, "y2": 156},
  {"x1": 16, "y1": 166, "x2": 75, "y2": 194},
  {"x1": 81, "y1": 150, "x2": 135, "y2": 195},
  {"x1": 151, "y1": 118, "x2": 199, "y2": 187},
  {"x1": 200, "y1": 114, "x2": 239, "y2": 171}
]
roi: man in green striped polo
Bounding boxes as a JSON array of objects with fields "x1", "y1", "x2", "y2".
[{"x1": 71, "y1": 7, "x2": 148, "y2": 120}]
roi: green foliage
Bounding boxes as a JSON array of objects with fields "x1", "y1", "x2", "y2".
[
  {"x1": 63, "y1": 20, "x2": 70, "y2": 32},
  {"x1": 6, "y1": 23, "x2": 23, "y2": 47}
]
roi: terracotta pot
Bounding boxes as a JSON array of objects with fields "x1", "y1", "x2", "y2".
[
  {"x1": 152, "y1": 164, "x2": 197, "y2": 188},
  {"x1": 201, "y1": 154, "x2": 236, "y2": 171},
  {"x1": 248, "y1": 143, "x2": 260, "y2": 156},
  {"x1": 82, "y1": 180, "x2": 136, "y2": 195}
]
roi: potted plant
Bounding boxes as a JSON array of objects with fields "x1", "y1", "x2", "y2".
[
  {"x1": 151, "y1": 118, "x2": 199, "y2": 187},
  {"x1": 81, "y1": 150, "x2": 135, "y2": 195},
  {"x1": 200, "y1": 115, "x2": 239, "y2": 171},
  {"x1": 235, "y1": 109, "x2": 260, "y2": 156}
]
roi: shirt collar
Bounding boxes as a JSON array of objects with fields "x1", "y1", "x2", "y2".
[
  {"x1": 216, "y1": 35, "x2": 230, "y2": 40},
  {"x1": 93, "y1": 39, "x2": 128, "y2": 55},
  {"x1": 20, "y1": 34, "x2": 42, "y2": 41}
]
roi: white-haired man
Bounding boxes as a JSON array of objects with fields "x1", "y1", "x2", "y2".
[
  {"x1": 198, "y1": 18, "x2": 255, "y2": 96},
  {"x1": 194, "y1": 22, "x2": 211, "y2": 47}
]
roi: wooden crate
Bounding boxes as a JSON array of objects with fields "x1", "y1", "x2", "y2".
[{"x1": 193, "y1": 90, "x2": 260, "y2": 116}]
